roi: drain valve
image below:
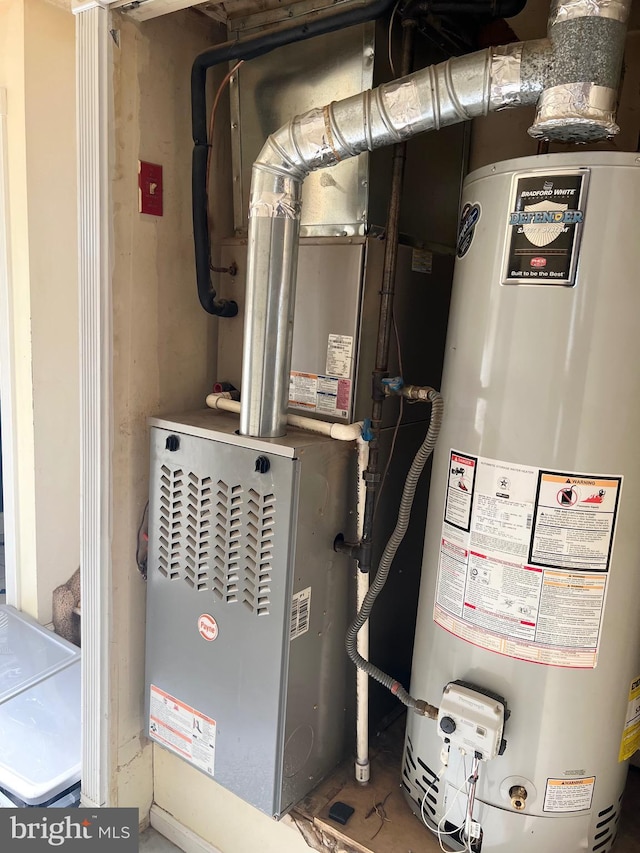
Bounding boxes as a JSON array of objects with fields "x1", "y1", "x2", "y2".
[{"x1": 509, "y1": 785, "x2": 527, "y2": 811}]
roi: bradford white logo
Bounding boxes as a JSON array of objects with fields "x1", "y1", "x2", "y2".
[
  {"x1": 198, "y1": 613, "x2": 218, "y2": 641},
  {"x1": 509, "y1": 201, "x2": 585, "y2": 247},
  {"x1": 9, "y1": 814, "x2": 132, "y2": 846}
]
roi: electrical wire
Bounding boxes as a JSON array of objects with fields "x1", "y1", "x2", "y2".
[
  {"x1": 345, "y1": 389, "x2": 443, "y2": 711},
  {"x1": 421, "y1": 778, "x2": 462, "y2": 839},
  {"x1": 420, "y1": 756, "x2": 478, "y2": 853},
  {"x1": 387, "y1": 0, "x2": 402, "y2": 75},
  {"x1": 436, "y1": 774, "x2": 470, "y2": 852},
  {"x1": 135, "y1": 501, "x2": 149, "y2": 580},
  {"x1": 205, "y1": 60, "x2": 244, "y2": 200}
]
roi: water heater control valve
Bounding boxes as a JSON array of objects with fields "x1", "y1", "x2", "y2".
[{"x1": 437, "y1": 681, "x2": 508, "y2": 761}]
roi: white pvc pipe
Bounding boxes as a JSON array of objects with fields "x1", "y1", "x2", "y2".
[
  {"x1": 208, "y1": 391, "x2": 371, "y2": 779},
  {"x1": 355, "y1": 434, "x2": 370, "y2": 784},
  {"x1": 206, "y1": 393, "x2": 363, "y2": 441}
]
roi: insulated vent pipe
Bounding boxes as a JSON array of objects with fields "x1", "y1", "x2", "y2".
[{"x1": 239, "y1": 0, "x2": 631, "y2": 438}]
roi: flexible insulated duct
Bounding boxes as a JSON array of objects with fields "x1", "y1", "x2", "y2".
[{"x1": 239, "y1": 0, "x2": 631, "y2": 438}]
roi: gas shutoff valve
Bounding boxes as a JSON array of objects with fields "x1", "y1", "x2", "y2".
[{"x1": 437, "y1": 681, "x2": 508, "y2": 761}]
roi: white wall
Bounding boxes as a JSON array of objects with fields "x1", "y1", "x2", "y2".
[
  {"x1": 0, "y1": 0, "x2": 79, "y2": 624},
  {"x1": 109, "y1": 8, "x2": 229, "y2": 813},
  {"x1": 26, "y1": 0, "x2": 80, "y2": 622}
]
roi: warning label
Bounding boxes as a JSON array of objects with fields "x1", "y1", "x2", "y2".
[
  {"x1": 619, "y1": 675, "x2": 640, "y2": 762},
  {"x1": 530, "y1": 473, "x2": 621, "y2": 572},
  {"x1": 433, "y1": 451, "x2": 622, "y2": 669},
  {"x1": 543, "y1": 777, "x2": 595, "y2": 813},
  {"x1": 289, "y1": 372, "x2": 318, "y2": 409},
  {"x1": 149, "y1": 685, "x2": 216, "y2": 776},
  {"x1": 289, "y1": 371, "x2": 351, "y2": 420},
  {"x1": 444, "y1": 453, "x2": 477, "y2": 531}
]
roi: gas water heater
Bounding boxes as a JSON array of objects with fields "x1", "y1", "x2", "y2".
[{"x1": 403, "y1": 151, "x2": 640, "y2": 853}]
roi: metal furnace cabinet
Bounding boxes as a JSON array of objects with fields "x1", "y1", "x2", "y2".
[{"x1": 145, "y1": 410, "x2": 354, "y2": 817}]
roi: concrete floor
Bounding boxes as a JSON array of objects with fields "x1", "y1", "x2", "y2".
[{"x1": 140, "y1": 827, "x2": 182, "y2": 852}]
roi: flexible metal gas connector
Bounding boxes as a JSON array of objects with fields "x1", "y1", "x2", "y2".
[{"x1": 345, "y1": 389, "x2": 443, "y2": 716}]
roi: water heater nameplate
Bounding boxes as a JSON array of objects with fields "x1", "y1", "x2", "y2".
[
  {"x1": 434, "y1": 451, "x2": 622, "y2": 668},
  {"x1": 502, "y1": 169, "x2": 589, "y2": 286}
]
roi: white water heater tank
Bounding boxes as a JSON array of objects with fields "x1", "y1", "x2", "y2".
[{"x1": 403, "y1": 152, "x2": 640, "y2": 853}]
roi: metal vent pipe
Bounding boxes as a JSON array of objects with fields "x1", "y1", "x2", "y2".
[{"x1": 239, "y1": 0, "x2": 631, "y2": 438}]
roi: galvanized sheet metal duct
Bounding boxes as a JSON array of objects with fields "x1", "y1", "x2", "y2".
[{"x1": 240, "y1": 0, "x2": 631, "y2": 438}]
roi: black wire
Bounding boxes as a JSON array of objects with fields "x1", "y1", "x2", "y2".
[{"x1": 136, "y1": 501, "x2": 149, "y2": 580}]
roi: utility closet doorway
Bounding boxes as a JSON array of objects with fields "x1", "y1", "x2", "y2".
[{"x1": 0, "y1": 88, "x2": 16, "y2": 610}]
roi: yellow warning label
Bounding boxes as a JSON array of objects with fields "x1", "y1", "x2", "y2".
[{"x1": 619, "y1": 675, "x2": 640, "y2": 762}]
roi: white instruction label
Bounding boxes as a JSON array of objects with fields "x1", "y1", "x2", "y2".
[
  {"x1": 290, "y1": 587, "x2": 311, "y2": 641},
  {"x1": 434, "y1": 451, "x2": 622, "y2": 669},
  {"x1": 289, "y1": 372, "x2": 318, "y2": 409},
  {"x1": 326, "y1": 334, "x2": 353, "y2": 379},
  {"x1": 445, "y1": 453, "x2": 477, "y2": 531},
  {"x1": 149, "y1": 685, "x2": 216, "y2": 776},
  {"x1": 289, "y1": 371, "x2": 351, "y2": 419},
  {"x1": 544, "y1": 777, "x2": 595, "y2": 813}
]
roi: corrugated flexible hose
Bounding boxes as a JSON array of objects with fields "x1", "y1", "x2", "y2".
[{"x1": 345, "y1": 389, "x2": 444, "y2": 715}]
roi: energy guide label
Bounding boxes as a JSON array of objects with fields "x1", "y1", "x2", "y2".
[
  {"x1": 149, "y1": 685, "x2": 216, "y2": 776},
  {"x1": 434, "y1": 451, "x2": 622, "y2": 668}
]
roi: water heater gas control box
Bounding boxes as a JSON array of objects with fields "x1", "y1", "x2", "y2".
[{"x1": 437, "y1": 681, "x2": 507, "y2": 761}]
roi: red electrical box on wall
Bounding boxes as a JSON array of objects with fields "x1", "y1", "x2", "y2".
[{"x1": 138, "y1": 161, "x2": 163, "y2": 216}]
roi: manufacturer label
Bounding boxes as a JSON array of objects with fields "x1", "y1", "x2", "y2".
[
  {"x1": 198, "y1": 613, "x2": 218, "y2": 641},
  {"x1": 290, "y1": 587, "x2": 311, "y2": 641},
  {"x1": 543, "y1": 777, "x2": 595, "y2": 813},
  {"x1": 503, "y1": 170, "x2": 589, "y2": 286},
  {"x1": 433, "y1": 451, "x2": 622, "y2": 669},
  {"x1": 619, "y1": 675, "x2": 640, "y2": 761},
  {"x1": 149, "y1": 685, "x2": 216, "y2": 776},
  {"x1": 326, "y1": 334, "x2": 353, "y2": 379}
]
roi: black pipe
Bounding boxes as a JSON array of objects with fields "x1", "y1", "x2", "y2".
[
  {"x1": 192, "y1": 0, "x2": 528, "y2": 315},
  {"x1": 356, "y1": 19, "x2": 417, "y2": 577},
  {"x1": 191, "y1": 0, "x2": 398, "y2": 316},
  {"x1": 403, "y1": 0, "x2": 527, "y2": 17}
]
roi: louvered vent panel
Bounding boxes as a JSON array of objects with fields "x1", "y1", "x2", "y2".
[
  {"x1": 244, "y1": 490, "x2": 276, "y2": 616},
  {"x1": 157, "y1": 466, "x2": 184, "y2": 580},
  {"x1": 212, "y1": 481, "x2": 243, "y2": 602},
  {"x1": 183, "y1": 473, "x2": 212, "y2": 591},
  {"x1": 402, "y1": 738, "x2": 440, "y2": 818},
  {"x1": 591, "y1": 803, "x2": 619, "y2": 853}
]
